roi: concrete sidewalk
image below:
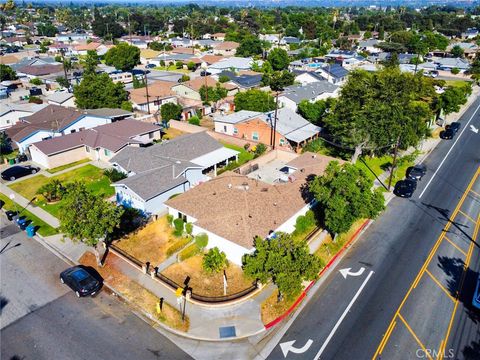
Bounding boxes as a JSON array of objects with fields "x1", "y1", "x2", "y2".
[{"x1": 110, "y1": 251, "x2": 272, "y2": 340}]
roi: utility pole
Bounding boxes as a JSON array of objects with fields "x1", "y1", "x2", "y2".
[
  {"x1": 60, "y1": 48, "x2": 70, "y2": 88},
  {"x1": 144, "y1": 70, "x2": 150, "y2": 114},
  {"x1": 387, "y1": 135, "x2": 401, "y2": 191},
  {"x1": 128, "y1": 13, "x2": 132, "y2": 43},
  {"x1": 272, "y1": 91, "x2": 279, "y2": 150}
]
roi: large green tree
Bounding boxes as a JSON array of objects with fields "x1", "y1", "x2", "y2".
[
  {"x1": 104, "y1": 43, "x2": 140, "y2": 72},
  {"x1": 309, "y1": 161, "x2": 385, "y2": 235},
  {"x1": 297, "y1": 98, "x2": 335, "y2": 126},
  {"x1": 74, "y1": 73, "x2": 129, "y2": 109},
  {"x1": 0, "y1": 64, "x2": 17, "y2": 81},
  {"x1": 160, "y1": 102, "x2": 182, "y2": 122},
  {"x1": 199, "y1": 84, "x2": 228, "y2": 104},
  {"x1": 450, "y1": 45, "x2": 464, "y2": 58},
  {"x1": 267, "y1": 48, "x2": 290, "y2": 71},
  {"x1": 324, "y1": 68, "x2": 436, "y2": 162},
  {"x1": 59, "y1": 182, "x2": 123, "y2": 261},
  {"x1": 236, "y1": 36, "x2": 263, "y2": 57},
  {"x1": 243, "y1": 233, "x2": 321, "y2": 299},
  {"x1": 440, "y1": 85, "x2": 472, "y2": 119},
  {"x1": 234, "y1": 89, "x2": 276, "y2": 112},
  {"x1": 83, "y1": 50, "x2": 100, "y2": 75}
]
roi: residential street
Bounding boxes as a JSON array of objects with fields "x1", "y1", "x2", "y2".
[
  {"x1": 0, "y1": 218, "x2": 191, "y2": 360},
  {"x1": 263, "y1": 97, "x2": 480, "y2": 360}
]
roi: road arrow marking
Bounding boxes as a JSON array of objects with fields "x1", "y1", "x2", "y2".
[
  {"x1": 280, "y1": 339, "x2": 313, "y2": 358},
  {"x1": 470, "y1": 125, "x2": 479, "y2": 133},
  {"x1": 339, "y1": 267, "x2": 365, "y2": 279}
]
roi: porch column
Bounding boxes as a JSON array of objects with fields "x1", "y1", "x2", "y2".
[{"x1": 214, "y1": 163, "x2": 217, "y2": 177}]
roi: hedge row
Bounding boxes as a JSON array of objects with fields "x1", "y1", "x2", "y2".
[{"x1": 166, "y1": 237, "x2": 192, "y2": 257}]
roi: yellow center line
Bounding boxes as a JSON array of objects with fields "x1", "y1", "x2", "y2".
[
  {"x1": 377, "y1": 319, "x2": 397, "y2": 355},
  {"x1": 458, "y1": 210, "x2": 476, "y2": 224},
  {"x1": 372, "y1": 166, "x2": 480, "y2": 360},
  {"x1": 436, "y1": 213, "x2": 480, "y2": 360},
  {"x1": 397, "y1": 313, "x2": 433, "y2": 360},
  {"x1": 425, "y1": 269, "x2": 456, "y2": 302},
  {"x1": 443, "y1": 236, "x2": 468, "y2": 257}
]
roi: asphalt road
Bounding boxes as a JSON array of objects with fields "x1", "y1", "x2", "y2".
[
  {"x1": 0, "y1": 217, "x2": 192, "y2": 360},
  {"x1": 265, "y1": 96, "x2": 480, "y2": 360}
]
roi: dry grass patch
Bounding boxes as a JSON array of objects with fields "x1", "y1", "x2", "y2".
[
  {"x1": 80, "y1": 252, "x2": 189, "y2": 332},
  {"x1": 163, "y1": 127, "x2": 186, "y2": 140},
  {"x1": 162, "y1": 254, "x2": 254, "y2": 297},
  {"x1": 431, "y1": 127, "x2": 443, "y2": 139},
  {"x1": 315, "y1": 219, "x2": 366, "y2": 266},
  {"x1": 261, "y1": 289, "x2": 298, "y2": 325},
  {"x1": 199, "y1": 116, "x2": 214, "y2": 129},
  {"x1": 115, "y1": 216, "x2": 186, "y2": 265}
]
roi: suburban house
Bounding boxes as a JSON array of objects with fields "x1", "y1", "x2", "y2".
[
  {"x1": 74, "y1": 42, "x2": 110, "y2": 56},
  {"x1": 16, "y1": 64, "x2": 64, "y2": 80},
  {"x1": 213, "y1": 108, "x2": 321, "y2": 150},
  {"x1": 110, "y1": 131, "x2": 239, "y2": 215},
  {"x1": 56, "y1": 32, "x2": 90, "y2": 43},
  {"x1": 434, "y1": 57, "x2": 471, "y2": 72},
  {"x1": 211, "y1": 33, "x2": 226, "y2": 41},
  {"x1": 316, "y1": 64, "x2": 349, "y2": 84},
  {"x1": 171, "y1": 76, "x2": 238, "y2": 101},
  {"x1": 214, "y1": 70, "x2": 263, "y2": 89},
  {"x1": 29, "y1": 119, "x2": 161, "y2": 169},
  {"x1": 208, "y1": 57, "x2": 260, "y2": 74},
  {"x1": 84, "y1": 108, "x2": 134, "y2": 122},
  {"x1": 0, "y1": 103, "x2": 47, "y2": 131},
  {"x1": 278, "y1": 81, "x2": 339, "y2": 111},
  {"x1": 293, "y1": 70, "x2": 327, "y2": 85},
  {"x1": 214, "y1": 41, "x2": 239, "y2": 56},
  {"x1": 140, "y1": 49, "x2": 161, "y2": 65},
  {"x1": 358, "y1": 39, "x2": 381, "y2": 54},
  {"x1": 129, "y1": 80, "x2": 177, "y2": 114},
  {"x1": 6, "y1": 105, "x2": 116, "y2": 153},
  {"x1": 281, "y1": 36, "x2": 301, "y2": 45},
  {"x1": 165, "y1": 152, "x2": 341, "y2": 265},
  {"x1": 47, "y1": 91, "x2": 75, "y2": 107}
]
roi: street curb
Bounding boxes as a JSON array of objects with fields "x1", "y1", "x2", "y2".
[{"x1": 264, "y1": 218, "x2": 371, "y2": 330}]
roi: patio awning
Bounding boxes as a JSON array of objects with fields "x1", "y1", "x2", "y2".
[{"x1": 191, "y1": 147, "x2": 239, "y2": 168}]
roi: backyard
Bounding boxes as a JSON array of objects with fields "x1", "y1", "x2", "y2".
[
  {"x1": 9, "y1": 164, "x2": 114, "y2": 218},
  {"x1": 218, "y1": 142, "x2": 255, "y2": 175},
  {"x1": 114, "y1": 216, "x2": 191, "y2": 265},
  {"x1": 161, "y1": 254, "x2": 254, "y2": 297}
]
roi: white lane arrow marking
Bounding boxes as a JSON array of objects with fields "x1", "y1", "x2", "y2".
[
  {"x1": 339, "y1": 267, "x2": 365, "y2": 279},
  {"x1": 470, "y1": 125, "x2": 479, "y2": 133},
  {"x1": 280, "y1": 339, "x2": 313, "y2": 358}
]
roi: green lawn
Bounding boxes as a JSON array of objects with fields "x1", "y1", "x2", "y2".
[
  {"x1": 47, "y1": 159, "x2": 90, "y2": 174},
  {"x1": 0, "y1": 193, "x2": 58, "y2": 237},
  {"x1": 221, "y1": 142, "x2": 254, "y2": 165},
  {"x1": 9, "y1": 164, "x2": 114, "y2": 218},
  {"x1": 154, "y1": 65, "x2": 191, "y2": 74},
  {"x1": 444, "y1": 80, "x2": 471, "y2": 88}
]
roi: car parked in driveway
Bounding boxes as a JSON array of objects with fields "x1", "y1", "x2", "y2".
[
  {"x1": 60, "y1": 266, "x2": 102, "y2": 298},
  {"x1": 1, "y1": 165, "x2": 40, "y2": 181},
  {"x1": 393, "y1": 179, "x2": 417, "y2": 198},
  {"x1": 407, "y1": 164, "x2": 427, "y2": 181}
]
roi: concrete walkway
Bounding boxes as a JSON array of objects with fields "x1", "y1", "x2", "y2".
[
  {"x1": 110, "y1": 251, "x2": 272, "y2": 340},
  {"x1": 0, "y1": 183, "x2": 60, "y2": 228}
]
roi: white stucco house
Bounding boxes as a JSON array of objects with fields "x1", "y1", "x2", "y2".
[
  {"x1": 165, "y1": 152, "x2": 342, "y2": 265},
  {"x1": 110, "y1": 131, "x2": 239, "y2": 215},
  {"x1": 278, "y1": 81, "x2": 339, "y2": 111},
  {"x1": 0, "y1": 103, "x2": 47, "y2": 131}
]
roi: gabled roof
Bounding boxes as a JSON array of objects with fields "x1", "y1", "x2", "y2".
[
  {"x1": 129, "y1": 80, "x2": 175, "y2": 105},
  {"x1": 262, "y1": 108, "x2": 321, "y2": 143},
  {"x1": 215, "y1": 41, "x2": 239, "y2": 51},
  {"x1": 319, "y1": 64, "x2": 349, "y2": 79},
  {"x1": 84, "y1": 108, "x2": 134, "y2": 119},
  {"x1": 217, "y1": 70, "x2": 262, "y2": 88},
  {"x1": 32, "y1": 119, "x2": 160, "y2": 156},
  {"x1": 17, "y1": 64, "x2": 63, "y2": 76},
  {"x1": 281, "y1": 81, "x2": 338, "y2": 104},
  {"x1": 47, "y1": 91, "x2": 74, "y2": 104},
  {"x1": 0, "y1": 103, "x2": 47, "y2": 118},
  {"x1": 213, "y1": 110, "x2": 262, "y2": 124}
]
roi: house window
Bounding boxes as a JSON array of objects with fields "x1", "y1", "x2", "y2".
[
  {"x1": 252, "y1": 132, "x2": 259, "y2": 141},
  {"x1": 70, "y1": 129, "x2": 76, "y2": 133},
  {"x1": 233, "y1": 127, "x2": 238, "y2": 135},
  {"x1": 149, "y1": 132, "x2": 154, "y2": 139},
  {"x1": 85, "y1": 146, "x2": 90, "y2": 152},
  {"x1": 223, "y1": 125, "x2": 227, "y2": 133},
  {"x1": 104, "y1": 149, "x2": 111, "y2": 156}
]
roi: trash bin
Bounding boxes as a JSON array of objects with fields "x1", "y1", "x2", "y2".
[
  {"x1": 5, "y1": 210, "x2": 17, "y2": 221},
  {"x1": 17, "y1": 217, "x2": 28, "y2": 230},
  {"x1": 8, "y1": 158, "x2": 14, "y2": 165},
  {"x1": 26, "y1": 224, "x2": 35, "y2": 237}
]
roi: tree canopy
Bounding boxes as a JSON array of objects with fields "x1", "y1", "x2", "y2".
[
  {"x1": 104, "y1": 43, "x2": 140, "y2": 72},
  {"x1": 440, "y1": 84, "x2": 472, "y2": 118},
  {"x1": 59, "y1": 182, "x2": 123, "y2": 247},
  {"x1": 267, "y1": 48, "x2": 290, "y2": 71},
  {"x1": 74, "y1": 73, "x2": 129, "y2": 109},
  {"x1": 309, "y1": 161, "x2": 385, "y2": 235},
  {"x1": 0, "y1": 64, "x2": 17, "y2": 81},
  {"x1": 243, "y1": 233, "x2": 321, "y2": 299},
  {"x1": 160, "y1": 102, "x2": 182, "y2": 121},
  {"x1": 236, "y1": 36, "x2": 263, "y2": 57},
  {"x1": 199, "y1": 84, "x2": 228, "y2": 104},
  {"x1": 234, "y1": 89, "x2": 276, "y2": 112},
  {"x1": 297, "y1": 98, "x2": 335, "y2": 126}
]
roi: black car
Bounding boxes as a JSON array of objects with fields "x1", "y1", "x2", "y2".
[
  {"x1": 407, "y1": 164, "x2": 427, "y2": 181},
  {"x1": 440, "y1": 128, "x2": 455, "y2": 140},
  {"x1": 60, "y1": 266, "x2": 102, "y2": 298},
  {"x1": 394, "y1": 179, "x2": 417, "y2": 198},
  {"x1": 200, "y1": 70, "x2": 211, "y2": 77},
  {"x1": 145, "y1": 63, "x2": 156, "y2": 69},
  {"x1": 1, "y1": 165, "x2": 40, "y2": 181},
  {"x1": 446, "y1": 122, "x2": 461, "y2": 134}
]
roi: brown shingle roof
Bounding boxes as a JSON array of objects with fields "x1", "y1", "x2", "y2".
[
  {"x1": 165, "y1": 153, "x2": 342, "y2": 249},
  {"x1": 32, "y1": 119, "x2": 160, "y2": 155},
  {"x1": 17, "y1": 64, "x2": 63, "y2": 76},
  {"x1": 200, "y1": 54, "x2": 225, "y2": 64},
  {"x1": 129, "y1": 80, "x2": 175, "y2": 105},
  {"x1": 179, "y1": 76, "x2": 237, "y2": 92},
  {"x1": 172, "y1": 47, "x2": 195, "y2": 55},
  {"x1": 215, "y1": 41, "x2": 239, "y2": 51},
  {"x1": 74, "y1": 42, "x2": 101, "y2": 51}
]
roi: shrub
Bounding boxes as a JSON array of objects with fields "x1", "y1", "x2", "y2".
[
  {"x1": 243, "y1": 143, "x2": 250, "y2": 151},
  {"x1": 254, "y1": 143, "x2": 267, "y2": 157},
  {"x1": 188, "y1": 116, "x2": 200, "y2": 126},
  {"x1": 37, "y1": 179, "x2": 65, "y2": 202},
  {"x1": 185, "y1": 222, "x2": 193, "y2": 236},
  {"x1": 173, "y1": 218, "x2": 184, "y2": 236},
  {"x1": 175, "y1": 61, "x2": 183, "y2": 69},
  {"x1": 28, "y1": 96, "x2": 43, "y2": 104},
  {"x1": 294, "y1": 210, "x2": 316, "y2": 234},
  {"x1": 202, "y1": 247, "x2": 228, "y2": 273},
  {"x1": 30, "y1": 78, "x2": 42, "y2": 85},
  {"x1": 187, "y1": 61, "x2": 195, "y2": 71},
  {"x1": 219, "y1": 75, "x2": 230, "y2": 83},
  {"x1": 180, "y1": 74, "x2": 190, "y2": 82},
  {"x1": 178, "y1": 243, "x2": 201, "y2": 261},
  {"x1": 195, "y1": 233, "x2": 208, "y2": 249},
  {"x1": 103, "y1": 168, "x2": 127, "y2": 182},
  {"x1": 451, "y1": 67, "x2": 460, "y2": 75},
  {"x1": 166, "y1": 237, "x2": 191, "y2": 257},
  {"x1": 166, "y1": 214, "x2": 174, "y2": 226}
]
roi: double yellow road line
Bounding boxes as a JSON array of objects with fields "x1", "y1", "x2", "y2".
[{"x1": 373, "y1": 166, "x2": 480, "y2": 359}]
